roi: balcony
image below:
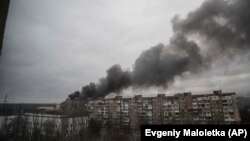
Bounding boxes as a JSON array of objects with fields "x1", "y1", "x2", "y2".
[{"x1": 103, "y1": 115, "x2": 108, "y2": 119}]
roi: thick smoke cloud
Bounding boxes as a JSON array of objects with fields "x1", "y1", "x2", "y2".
[
  {"x1": 69, "y1": 0, "x2": 250, "y2": 100},
  {"x1": 132, "y1": 34, "x2": 204, "y2": 87},
  {"x1": 76, "y1": 65, "x2": 131, "y2": 99},
  {"x1": 173, "y1": 0, "x2": 250, "y2": 55}
]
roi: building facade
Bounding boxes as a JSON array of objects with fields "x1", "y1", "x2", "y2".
[{"x1": 61, "y1": 90, "x2": 241, "y2": 130}]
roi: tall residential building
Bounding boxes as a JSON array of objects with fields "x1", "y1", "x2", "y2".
[{"x1": 61, "y1": 90, "x2": 241, "y2": 129}]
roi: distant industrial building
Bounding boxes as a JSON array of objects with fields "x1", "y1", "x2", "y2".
[
  {"x1": 37, "y1": 104, "x2": 60, "y2": 113},
  {"x1": 60, "y1": 90, "x2": 241, "y2": 130}
]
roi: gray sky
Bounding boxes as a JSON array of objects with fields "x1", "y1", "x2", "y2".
[{"x1": 0, "y1": 0, "x2": 249, "y2": 103}]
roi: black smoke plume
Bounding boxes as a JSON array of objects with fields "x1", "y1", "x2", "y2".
[
  {"x1": 173, "y1": 0, "x2": 250, "y2": 56},
  {"x1": 79, "y1": 65, "x2": 131, "y2": 99},
  {"x1": 69, "y1": 0, "x2": 250, "y2": 100}
]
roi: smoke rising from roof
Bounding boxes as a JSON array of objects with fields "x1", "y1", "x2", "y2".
[
  {"x1": 79, "y1": 65, "x2": 131, "y2": 99},
  {"x1": 69, "y1": 0, "x2": 250, "y2": 100}
]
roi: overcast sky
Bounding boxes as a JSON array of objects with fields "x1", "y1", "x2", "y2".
[{"x1": 0, "y1": 0, "x2": 249, "y2": 103}]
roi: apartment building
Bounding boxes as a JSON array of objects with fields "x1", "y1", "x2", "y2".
[{"x1": 61, "y1": 90, "x2": 241, "y2": 129}]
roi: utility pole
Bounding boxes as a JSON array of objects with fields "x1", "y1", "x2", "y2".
[
  {"x1": 2, "y1": 90, "x2": 8, "y2": 139},
  {"x1": 3, "y1": 91, "x2": 8, "y2": 117},
  {"x1": 4, "y1": 92, "x2": 7, "y2": 104}
]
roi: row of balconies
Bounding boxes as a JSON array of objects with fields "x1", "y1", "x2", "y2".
[
  {"x1": 211, "y1": 96, "x2": 219, "y2": 100},
  {"x1": 196, "y1": 112, "x2": 212, "y2": 117},
  {"x1": 101, "y1": 109, "x2": 108, "y2": 113},
  {"x1": 222, "y1": 100, "x2": 232, "y2": 104},
  {"x1": 224, "y1": 117, "x2": 235, "y2": 121},
  {"x1": 86, "y1": 93, "x2": 233, "y2": 103},
  {"x1": 193, "y1": 117, "x2": 212, "y2": 121},
  {"x1": 221, "y1": 96, "x2": 232, "y2": 100},
  {"x1": 163, "y1": 101, "x2": 178, "y2": 105},
  {"x1": 143, "y1": 105, "x2": 152, "y2": 109},
  {"x1": 192, "y1": 104, "x2": 211, "y2": 108},
  {"x1": 142, "y1": 99, "x2": 153, "y2": 103},
  {"x1": 163, "y1": 105, "x2": 179, "y2": 109},
  {"x1": 195, "y1": 96, "x2": 213, "y2": 101},
  {"x1": 103, "y1": 115, "x2": 108, "y2": 119},
  {"x1": 93, "y1": 108, "x2": 224, "y2": 116},
  {"x1": 163, "y1": 117, "x2": 180, "y2": 120},
  {"x1": 223, "y1": 111, "x2": 234, "y2": 116},
  {"x1": 98, "y1": 114, "x2": 235, "y2": 124},
  {"x1": 223, "y1": 104, "x2": 233, "y2": 107},
  {"x1": 223, "y1": 108, "x2": 234, "y2": 112}
]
